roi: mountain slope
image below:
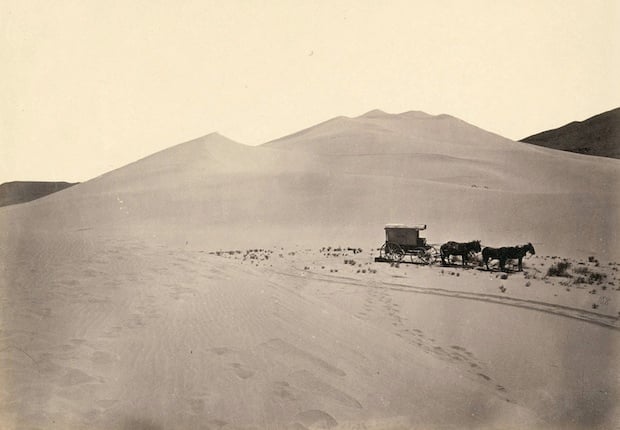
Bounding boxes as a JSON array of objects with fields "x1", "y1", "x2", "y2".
[
  {"x1": 0, "y1": 181, "x2": 78, "y2": 207},
  {"x1": 520, "y1": 108, "x2": 620, "y2": 158}
]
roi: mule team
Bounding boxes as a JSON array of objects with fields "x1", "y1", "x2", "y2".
[{"x1": 439, "y1": 240, "x2": 535, "y2": 271}]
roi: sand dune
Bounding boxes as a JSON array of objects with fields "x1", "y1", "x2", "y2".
[
  {"x1": 2, "y1": 111, "x2": 618, "y2": 257},
  {"x1": 1, "y1": 110, "x2": 619, "y2": 429}
]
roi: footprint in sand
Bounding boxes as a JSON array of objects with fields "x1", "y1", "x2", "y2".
[
  {"x1": 450, "y1": 345, "x2": 467, "y2": 352},
  {"x1": 289, "y1": 369, "x2": 361, "y2": 409},
  {"x1": 273, "y1": 381, "x2": 297, "y2": 401},
  {"x1": 61, "y1": 279, "x2": 80, "y2": 287},
  {"x1": 209, "y1": 346, "x2": 235, "y2": 356},
  {"x1": 477, "y1": 372, "x2": 492, "y2": 381},
  {"x1": 293, "y1": 410, "x2": 338, "y2": 429},
  {"x1": 102, "y1": 325, "x2": 123, "y2": 339},
  {"x1": 126, "y1": 313, "x2": 146, "y2": 329},
  {"x1": 230, "y1": 362, "x2": 254, "y2": 379},
  {"x1": 82, "y1": 268, "x2": 101, "y2": 278},
  {"x1": 261, "y1": 338, "x2": 347, "y2": 378},
  {"x1": 449, "y1": 352, "x2": 464, "y2": 361},
  {"x1": 91, "y1": 350, "x2": 117, "y2": 367},
  {"x1": 96, "y1": 399, "x2": 118, "y2": 409},
  {"x1": 187, "y1": 398, "x2": 205, "y2": 414},
  {"x1": 59, "y1": 367, "x2": 96, "y2": 386}
]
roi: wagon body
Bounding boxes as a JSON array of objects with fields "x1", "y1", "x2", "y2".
[
  {"x1": 384, "y1": 224, "x2": 427, "y2": 249},
  {"x1": 378, "y1": 224, "x2": 439, "y2": 264}
]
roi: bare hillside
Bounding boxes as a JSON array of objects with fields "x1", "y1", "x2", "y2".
[
  {"x1": 521, "y1": 108, "x2": 620, "y2": 158},
  {"x1": 0, "y1": 181, "x2": 78, "y2": 207}
]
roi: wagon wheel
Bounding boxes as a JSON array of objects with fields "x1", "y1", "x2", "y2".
[{"x1": 384, "y1": 242, "x2": 405, "y2": 262}]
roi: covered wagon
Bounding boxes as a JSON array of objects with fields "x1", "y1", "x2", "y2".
[{"x1": 377, "y1": 224, "x2": 439, "y2": 264}]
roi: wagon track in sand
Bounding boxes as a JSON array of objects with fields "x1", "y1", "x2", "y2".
[{"x1": 268, "y1": 268, "x2": 620, "y2": 331}]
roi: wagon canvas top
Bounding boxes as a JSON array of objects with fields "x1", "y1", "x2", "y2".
[{"x1": 384, "y1": 224, "x2": 427, "y2": 231}]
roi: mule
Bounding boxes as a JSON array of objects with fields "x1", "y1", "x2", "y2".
[
  {"x1": 440, "y1": 240, "x2": 481, "y2": 266},
  {"x1": 482, "y1": 243, "x2": 536, "y2": 271}
]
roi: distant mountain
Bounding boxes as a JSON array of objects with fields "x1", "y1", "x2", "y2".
[
  {"x1": 0, "y1": 181, "x2": 78, "y2": 207},
  {"x1": 520, "y1": 108, "x2": 620, "y2": 158}
]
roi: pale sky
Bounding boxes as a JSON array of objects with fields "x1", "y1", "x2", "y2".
[{"x1": 1, "y1": 0, "x2": 618, "y2": 183}]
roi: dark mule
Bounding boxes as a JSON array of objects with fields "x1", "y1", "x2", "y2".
[
  {"x1": 482, "y1": 243, "x2": 535, "y2": 271},
  {"x1": 440, "y1": 240, "x2": 481, "y2": 266}
]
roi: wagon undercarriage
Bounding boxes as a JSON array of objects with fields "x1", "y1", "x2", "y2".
[{"x1": 379, "y1": 242, "x2": 440, "y2": 264}]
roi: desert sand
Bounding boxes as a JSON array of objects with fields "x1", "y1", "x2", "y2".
[{"x1": 1, "y1": 110, "x2": 619, "y2": 429}]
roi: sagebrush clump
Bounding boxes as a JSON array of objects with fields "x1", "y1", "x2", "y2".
[
  {"x1": 573, "y1": 266, "x2": 607, "y2": 284},
  {"x1": 547, "y1": 261, "x2": 571, "y2": 277}
]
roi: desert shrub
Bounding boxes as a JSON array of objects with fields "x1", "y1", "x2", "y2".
[
  {"x1": 574, "y1": 276, "x2": 587, "y2": 285},
  {"x1": 588, "y1": 272, "x2": 605, "y2": 283},
  {"x1": 547, "y1": 261, "x2": 571, "y2": 277},
  {"x1": 573, "y1": 266, "x2": 606, "y2": 284}
]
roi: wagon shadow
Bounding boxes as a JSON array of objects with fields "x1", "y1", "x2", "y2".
[
  {"x1": 475, "y1": 264, "x2": 521, "y2": 273},
  {"x1": 440, "y1": 262, "x2": 479, "y2": 270},
  {"x1": 476, "y1": 266, "x2": 506, "y2": 273}
]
